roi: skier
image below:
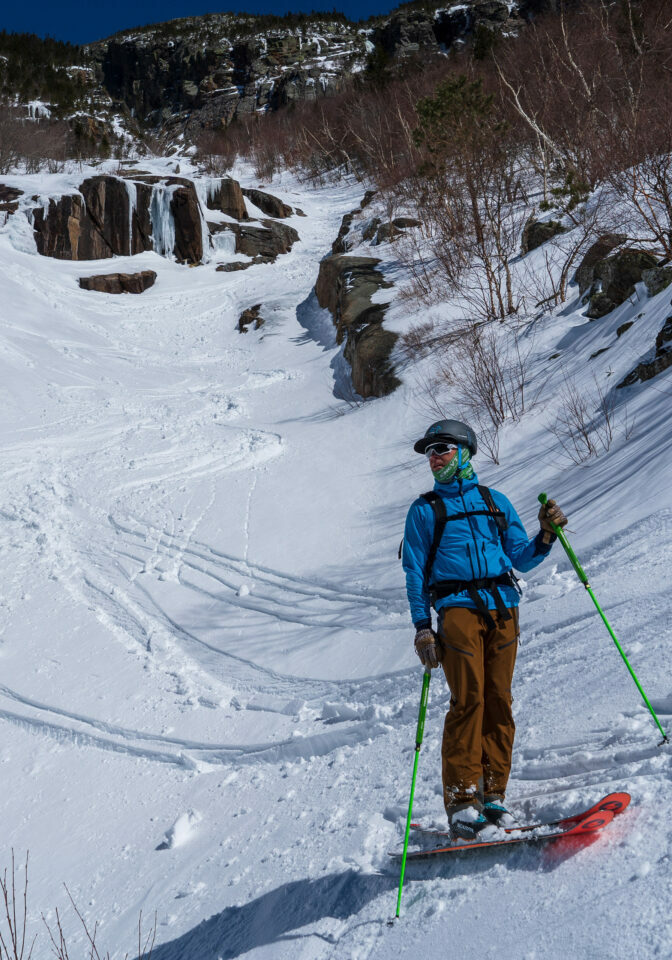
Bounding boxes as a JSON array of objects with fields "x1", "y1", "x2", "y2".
[{"x1": 402, "y1": 419, "x2": 567, "y2": 839}]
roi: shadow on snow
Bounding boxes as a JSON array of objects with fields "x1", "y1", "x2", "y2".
[
  {"x1": 148, "y1": 869, "x2": 395, "y2": 960},
  {"x1": 148, "y1": 834, "x2": 594, "y2": 960}
]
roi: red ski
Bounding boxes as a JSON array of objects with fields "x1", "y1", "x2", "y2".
[
  {"x1": 409, "y1": 791, "x2": 630, "y2": 839},
  {"x1": 390, "y1": 808, "x2": 617, "y2": 860}
]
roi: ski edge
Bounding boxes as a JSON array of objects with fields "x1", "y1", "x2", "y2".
[{"x1": 390, "y1": 808, "x2": 616, "y2": 860}]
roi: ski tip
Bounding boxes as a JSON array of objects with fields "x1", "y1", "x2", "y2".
[
  {"x1": 596, "y1": 792, "x2": 631, "y2": 816},
  {"x1": 563, "y1": 809, "x2": 615, "y2": 837}
]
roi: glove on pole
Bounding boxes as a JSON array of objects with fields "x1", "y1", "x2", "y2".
[
  {"x1": 392, "y1": 667, "x2": 431, "y2": 922},
  {"x1": 538, "y1": 492, "x2": 668, "y2": 744}
]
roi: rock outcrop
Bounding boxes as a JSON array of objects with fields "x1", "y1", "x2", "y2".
[
  {"x1": 521, "y1": 217, "x2": 565, "y2": 254},
  {"x1": 32, "y1": 177, "x2": 139, "y2": 260},
  {"x1": 242, "y1": 188, "x2": 292, "y2": 219},
  {"x1": 642, "y1": 266, "x2": 672, "y2": 298},
  {"x1": 0, "y1": 185, "x2": 23, "y2": 219},
  {"x1": 575, "y1": 234, "x2": 626, "y2": 295},
  {"x1": 206, "y1": 178, "x2": 247, "y2": 219},
  {"x1": 237, "y1": 303, "x2": 264, "y2": 332},
  {"x1": 331, "y1": 192, "x2": 416, "y2": 253},
  {"x1": 332, "y1": 211, "x2": 356, "y2": 254},
  {"x1": 618, "y1": 315, "x2": 672, "y2": 387},
  {"x1": 79, "y1": 270, "x2": 157, "y2": 293},
  {"x1": 580, "y1": 247, "x2": 658, "y2": 319},
  {"x1": 374, "y1": 3, "x2": 516, "y2": 58},
  {"x1": 30, "y1": 174, "x2": 204, "y2": 263},
  {"x1": 315, "y1": 254, "x2": 399, "y2": 398},
  {"x1": 215, "y1": 219, "x2": 299, "y2": 261},
  {"x1": 170, "y1": 183, "x2": 204, "y2": 263},
  {"x1": 216, "y1": 261, "x2": 253, "y2": 272}
]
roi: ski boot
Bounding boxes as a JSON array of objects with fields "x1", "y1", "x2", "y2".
[
  {"x1": 482, "y1": 796, "x2": 517, "y2": 828},
  {"x1": 448, "y1": 803, "x2": 498, "y2": 841}
]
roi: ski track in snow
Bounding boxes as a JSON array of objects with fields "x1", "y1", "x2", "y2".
[{"x1": 2, "y1": 159, "x2": 672, "y2": 959}]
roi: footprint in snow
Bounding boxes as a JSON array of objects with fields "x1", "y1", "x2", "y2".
[{"x1": 156, "y1": 810, "x2": 202, "y2": 850}]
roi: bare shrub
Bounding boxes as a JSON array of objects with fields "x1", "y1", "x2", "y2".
[
  {"x1": 547, "y1": 374, "x2": 629, "y2": 464},
  {"x1": 43, "y1": 888, "x2": 156, "y2": 960},
  {"x1": 194, "y1": 129, "x2": 236, "y2": 175},
  {"x1": 519, "y1": 195, "x2": 611, "y2": 313},
  {"x1": 496, "y1": 0, "x2": 672, "y2": 252},
  {"x1": 0, "y1": 852, "x2": 34, "y2": 960},
  {"x1": 0, "y1": 109, "x2": 70, "y2": 174},
  {"x1": 138, "y1": 129, "x2": 177, "y2": 158},
  {"x1": 450, "y1": 324, "x2": 540, "y2": 462},
  {"x1": 0, "y1": 108, "x2": 24, "y2": 175},
  {"x1": 417, "y1": 322, "x2": 541, "y2": 463},
  {"x1": 398, "y1": 319, "x2": 438, "y2": 362},
  {"x1": 0, "y1": 851, "x2": 156, "y2": 960}
]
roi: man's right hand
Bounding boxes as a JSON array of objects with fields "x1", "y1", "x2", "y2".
[{"x1": 414, "y1": 628, "x2": 440, "y2": 669}]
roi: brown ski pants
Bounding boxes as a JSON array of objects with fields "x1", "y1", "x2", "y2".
[{"x1": 438, "y1": 605, "x2": 519, "y2": 811}]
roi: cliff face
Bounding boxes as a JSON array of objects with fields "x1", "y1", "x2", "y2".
[
  {"x1": 85, "y1": 2, "x2": 525, "y2": 133},
  {"x1": 89, "y1": 21, "x2": 365, "y2": 133}
]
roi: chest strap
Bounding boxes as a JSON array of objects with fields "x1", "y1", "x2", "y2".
[{"x1": 430, "y1": 573, "x2": 520, "y2": 630}]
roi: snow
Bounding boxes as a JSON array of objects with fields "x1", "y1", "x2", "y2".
[{"x1": 0, "y1": 155, "x2": 672, "y2": 958}]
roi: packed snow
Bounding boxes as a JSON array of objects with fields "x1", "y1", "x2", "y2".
[{"x1": 1, "y1": 155, "x2": 672, "y2": 959}]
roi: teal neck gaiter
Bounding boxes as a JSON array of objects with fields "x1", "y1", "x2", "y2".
[{"x1": 431, "y1": 446, "x2": 475, "y2": 484}]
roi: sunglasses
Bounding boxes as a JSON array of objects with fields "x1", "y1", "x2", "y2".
[{"x1": 424, "y1": 442, "x2": 458, "y2": 458}]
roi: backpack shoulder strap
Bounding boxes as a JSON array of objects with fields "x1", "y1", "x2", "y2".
[
  {"x1": 420, "y1": 491, "x2": 447, "y2": 587},
  {"x1": 477, "y1": 484, "x2": 508, "y2": 539}
]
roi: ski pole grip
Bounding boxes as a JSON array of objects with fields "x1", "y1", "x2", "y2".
[
  {"x1": 538, "y1": 492, "x2": 561, "y2": 534},
  {"x1": 538, "y1": 492, "x2": 588, "y2": 584}
]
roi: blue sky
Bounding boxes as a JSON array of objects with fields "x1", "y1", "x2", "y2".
[{"x1": 1, "y1": 0, "x2": 397, "y2": 45}]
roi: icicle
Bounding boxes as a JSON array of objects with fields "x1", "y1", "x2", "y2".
[
  {"x1": 194, "y1": 178, "x2": 216, "y2": 263},
  {"x1": 149, "y1": 183, "x2": 178, "y2": 260},
  {"x1": 207, "y1": 178, "x2": 221, "y2": 205},
  {"x1": 211, "y1": 229, "x2": 236, "y2": 255},
  {"x1": 122, "y1": 178, "x2": 137, "y2": 256}
]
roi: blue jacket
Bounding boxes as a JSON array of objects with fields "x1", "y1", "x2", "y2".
[{"x1": 402, "y1": 472, "x2": 552, "y2": 627}]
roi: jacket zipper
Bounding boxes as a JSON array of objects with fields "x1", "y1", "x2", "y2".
[
  {"x1": 465, "y1": 542, "x2": 477, "y2": 580},
  {"x1": 459, "y1": 480, "x2": 483, "y2": 578}
]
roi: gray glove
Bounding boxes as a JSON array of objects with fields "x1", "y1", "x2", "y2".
[
  {"x1": 414, "y1": 628, "x2": 440, "y2": 669},
  {"x1": 538, "y1": 498, "x2": 568, "y2": 544}
]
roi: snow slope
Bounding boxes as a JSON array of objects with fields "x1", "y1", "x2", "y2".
[{"x1": 1, "y1": 158, "x2": 672, "y2": 959}]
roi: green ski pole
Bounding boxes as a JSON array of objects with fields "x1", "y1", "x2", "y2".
[
  {"x1": 538, "y1": 492, "x2": 668, "y2": 745},
  {"x1": 391, "y1": 666, "x2": 432, "y2": 923}
]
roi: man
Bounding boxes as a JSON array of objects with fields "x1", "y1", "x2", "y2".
[{"x1": 402, "y1": 419, "x2": 567, "y2": 839}]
